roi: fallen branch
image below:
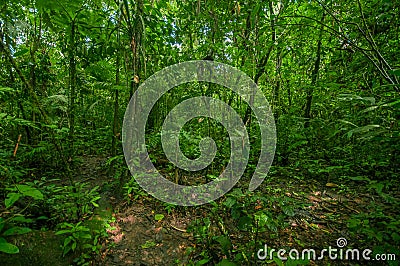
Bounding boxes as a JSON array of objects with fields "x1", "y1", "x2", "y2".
[
  {"x1": 169, "y1": 223, "x2": 187, "y2": 233},
  {"x1": 13, "y1": 134, "x2": 22, "y2": 157}
]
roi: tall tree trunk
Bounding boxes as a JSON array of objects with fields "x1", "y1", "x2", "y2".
[
  {"x1": 304, "y1": 13, "x2": 325, "y2": 128},
  {"x1": 270, "y1": 1, "x2": 282, "y2": 121},
  {"x1": 68, "y1": 20, "x2": 77, "y2": 158},
  {"x1": 112, "y1": 15, "x2": 122, "y2": 156},
  {"x1": 119, "y1": 0, "x2": 145, "y2": 190},
  {"x1": 29, "y1": 11, "x2": 41, "y2": 145}
]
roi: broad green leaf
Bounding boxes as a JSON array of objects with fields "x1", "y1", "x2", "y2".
[
  {"x1": 11, "y1": 216, "x2": 34, "y2": 223},
  {"x1": 3, "y1": 227, "x2": 31, "y2": 236},
  {"x1": 16, "y1": 185, "x2": 43, "y2": 200},
  {"x1": 346, "y1": 125, "x2": 380, "y2": 139},
  {"x1": 77, "y1": 232, "x2": 92, "y2": 239},
  {"x1": 76, "y1": 225, "x2": 90, "y2": 231},
  {"x1": 0, "y1": 238, "x2": 19, "y2": 254},
  {"x1": 5, "y1": 193, "x2": 21, "y2": 208},
  {"x1": 213, "y1": 235, "x2": 232, "y2": 256}
]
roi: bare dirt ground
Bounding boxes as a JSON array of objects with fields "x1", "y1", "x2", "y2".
[{"x1": 100, "y1": 202, "x2": 194, "y2": 265}]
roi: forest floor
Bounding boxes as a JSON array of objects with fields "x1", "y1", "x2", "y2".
[
  {"x1": 77, "y1": 155, "x2": 195, "y2": 265},
  {"x1": 84, "y1": 155, "x2": 383, "y2": 266},
  {"x1": 1, "y1": 155, "x2": 397, "y2": 266}
]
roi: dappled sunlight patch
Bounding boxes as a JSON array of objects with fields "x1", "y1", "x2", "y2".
[
  {"x1": 107, "y1": 222, "x2": 123, "y2": 244},
  {"x1": 119, "y1": 214, "x2": 139, "y2": 224}
]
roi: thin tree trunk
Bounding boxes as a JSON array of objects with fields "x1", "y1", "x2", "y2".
[{"x1": 29, "y1": 12, "x2": 41, "y2": 145}]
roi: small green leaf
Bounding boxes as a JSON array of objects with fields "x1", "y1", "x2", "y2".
[
  {"x1": 155, "y1": 214, "x2": 164, "y2": 221},
  {"x1": 0, "y1": 87, "x2": 15, "y2": 96},
  {"x1": 78, "y1": 233, "x2": 92, "y2": 239},
  {"x1": 141, "y1": 240, "x2": 156, "y2": 249},
  {"x1": 63, "y1": 245, "x2": 72, "y2": 256},
  {"x1": 82, "y1": 243, "x2": 93, "y2": 249},
  {"x1": 389, "y1": 69, "x2": 400, "y2": 77},
  {"x1": 223, "y1": 197, "x2": 236, "y2": 208},
  {"x1": 238, "y1": 216, "x2": 252, "y2": 231},
  {"x1": 13, "y1": 48, "x2": 29, "y2": 57},
  {"x1": 273, "y1": 256, "x2": 284, "y2": 266},
  {"x1": 197, "y1": 258, "x2": 210, "y2": 265},
  {"x1": 391, "y1": 232, "x2": 400, "y2": 242},
  {"x1": 216, "y1": 259, "x2": 237, "y2": 266},
  {"x1": 56, "y1": 229, "x2": 72, "y2": 235},
  {"x1": 348, "y1": 176, "x2": 370, "y2": 182},
  {"x1": 63, "y1": 237, "x2": 72, "y2": 247}
]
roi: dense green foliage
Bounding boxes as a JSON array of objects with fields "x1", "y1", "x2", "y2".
[{"x1": 0, "y1": 0, "x2": 399, "y2": 265}]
